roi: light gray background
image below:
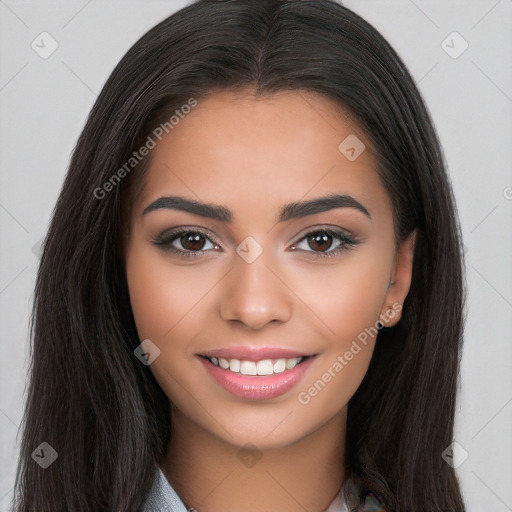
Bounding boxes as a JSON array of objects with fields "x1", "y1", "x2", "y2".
[{"x1": 1, "y1": 1, "x2": 511, "y2": 510}]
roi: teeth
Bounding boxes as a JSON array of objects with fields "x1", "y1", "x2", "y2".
[
  {"x1": 229, "y1": 359, "x2": 240, "y2": 372},
  {"x1": 207, "y1": 356, "x2": 305, "y2": 375},
  {"x1": 286, "y1": 357, "x2": 301, "y2": 370},
  {"x1": 240, "y1": 361, "x2": 257, "y2": 375},
  {"x1": 256, "y1": 360, "x2": 273, "y2": 375},
  {"x1": 273, "y1": 359, "x2": 286, "y2": 373}
]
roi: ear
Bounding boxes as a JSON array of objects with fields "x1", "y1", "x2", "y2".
[{"x1": 379, "y1": 230, "x2": 416, "y2": 327}]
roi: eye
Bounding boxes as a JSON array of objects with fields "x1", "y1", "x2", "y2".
[
  {"x1": 152, "y1": 228, "x2": 220, "y2": 257},
  {"x1": 290, "y1": 229, "x2": 357, "y2": 257}
]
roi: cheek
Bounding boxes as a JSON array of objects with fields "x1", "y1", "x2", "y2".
[
  {"x1": 268, "y1": 249, "x2": 391, "y2": 411},
  {"x1": 125, "y1": 244, "x2": 215, "y2": 408},
  {"x1": 291, "y1": 259, "x2": 387, "y2": 416},
  {"x1": 284, "y1": 250, "x2": 391, "y2": 345},
  {"x1": 125, "y1": 243, "x2": 217, "y2": 341}
]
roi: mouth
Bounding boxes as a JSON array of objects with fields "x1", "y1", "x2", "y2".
[{"x1": 197, "y1": 351, "x2": 318, "y2": 400}]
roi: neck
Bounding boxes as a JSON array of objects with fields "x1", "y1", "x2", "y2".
[{"x1": 161, "y1": 407, "x2": 347, "y2": 512}]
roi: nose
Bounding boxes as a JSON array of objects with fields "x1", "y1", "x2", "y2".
[{"x1": 219, "y1": 251, "x2": 293, "y2": 330}]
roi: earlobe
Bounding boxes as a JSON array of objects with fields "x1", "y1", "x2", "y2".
[
  {"x1": 379, "y1": 301, "x2": 404, "y2": 328},
  {"x1": 380, "y1": 230, "x2": 416, "y2": 327}
]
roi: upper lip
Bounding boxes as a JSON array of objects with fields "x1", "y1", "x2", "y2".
[{"x1": 199, "y1": 346, "x2": 315, "y2": 361}]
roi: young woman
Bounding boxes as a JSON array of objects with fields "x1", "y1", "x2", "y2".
[{"x1": 12, "y1": 0, "x2": 466, "y2": 511}]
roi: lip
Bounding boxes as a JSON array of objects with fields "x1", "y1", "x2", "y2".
[
  {"x1": 198, "y1": 345, "x2": 313, "y2": 361},
  {"x1": 198, "y1": 354, "x2": 317, "y2": 400}
]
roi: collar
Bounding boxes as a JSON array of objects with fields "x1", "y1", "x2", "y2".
[{"x1": 143, "y1": 467, "x2": 353, "y2": 511}]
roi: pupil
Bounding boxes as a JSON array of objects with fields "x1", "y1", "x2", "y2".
[
  {"x1": 181, "y1": 233, "x2": 205, "y2": 251},
  {"x1": 308, "y1": 232, "x2": 332, "y2": 252}
]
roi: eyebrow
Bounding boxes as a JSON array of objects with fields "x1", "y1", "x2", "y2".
[{"x1": 142, "y1": 193, "x2": 371, "y2": 222}]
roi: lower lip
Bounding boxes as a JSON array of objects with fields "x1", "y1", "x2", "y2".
[{"x1": 198, "y1": 356, "x2": 317, "y2": 400}]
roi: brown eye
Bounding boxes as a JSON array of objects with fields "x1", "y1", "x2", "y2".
[
  {"x1": 153, "y1": 229, "x2": 218, "y2": 256},
  {"x1": 290, "y1": 229, "x2": 358, "y2": 257},
  {"x1": 306, "y1": 231, "x2": 334, "y2": 252},
  {"x1": 180, "y1": 232, "x2": 207, "y2": 251}
]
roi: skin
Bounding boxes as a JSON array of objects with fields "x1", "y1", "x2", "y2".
[{"x1": 124, "y1": 88, "x2": 415, "y2": 512}]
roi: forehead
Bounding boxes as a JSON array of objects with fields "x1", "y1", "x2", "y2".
[{"x1": 134, "y1": 88, "x2": 389, "y2": 221}]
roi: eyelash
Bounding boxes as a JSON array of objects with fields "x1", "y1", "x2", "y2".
[{"x1": 152, "y1": 226, "x2": 359, "y2": 259}]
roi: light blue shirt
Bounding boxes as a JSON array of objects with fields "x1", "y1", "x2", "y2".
[{"x1": 143, "y1": 467, "x2": 352, "y2": 511}]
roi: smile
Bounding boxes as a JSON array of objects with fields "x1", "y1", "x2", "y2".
[{"x1": 198, "y1": 354, "x2": 317, "y2": 400}]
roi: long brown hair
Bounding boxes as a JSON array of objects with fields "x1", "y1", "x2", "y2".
[{"x1": 12, "y1": 1, "x2": 466, "y2": 510}]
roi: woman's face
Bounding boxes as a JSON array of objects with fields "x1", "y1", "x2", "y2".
[{"x1": 125, "y1": 89, "x2": 414, "y2": 450}]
